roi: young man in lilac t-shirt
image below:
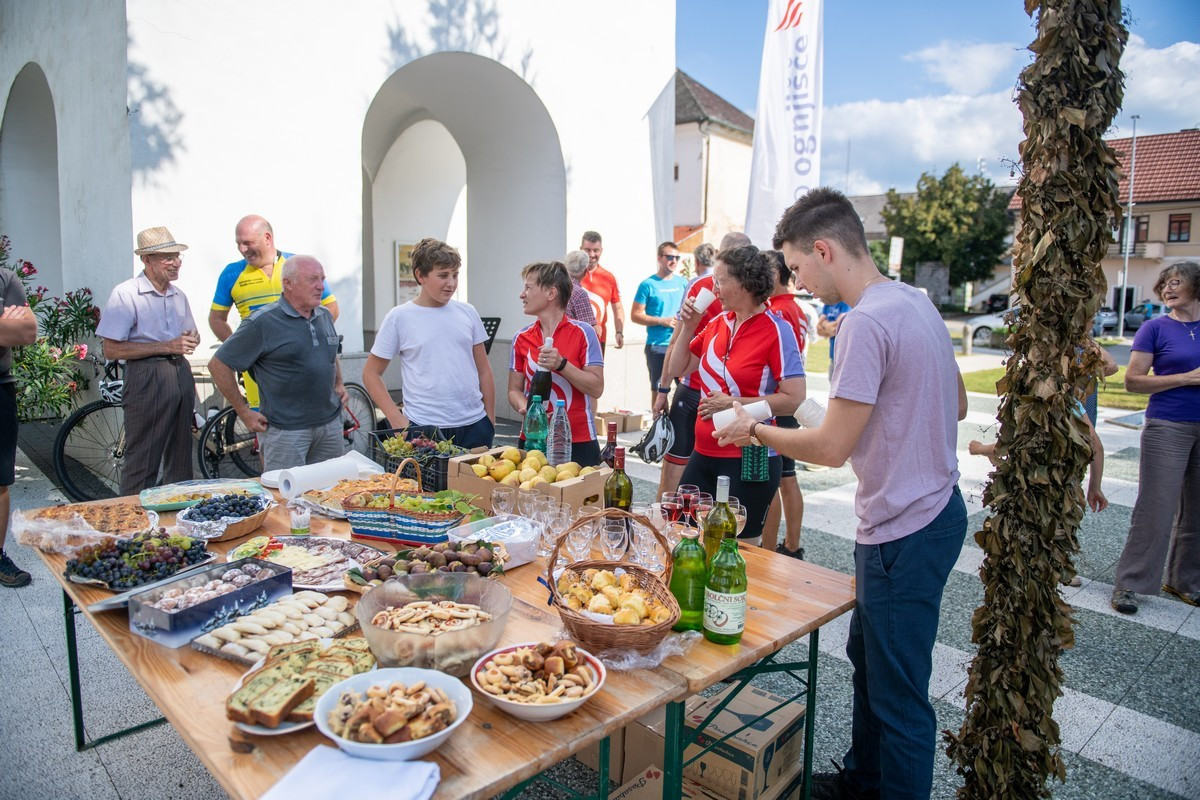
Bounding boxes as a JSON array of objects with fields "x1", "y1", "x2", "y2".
[{"x1": 715, "y1": 188, "x2": 968, "y2": 800}]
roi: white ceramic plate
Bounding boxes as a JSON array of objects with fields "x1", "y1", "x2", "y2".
[
  {"x1": 259, "y1": 470, "x2": 283, "y2": 489},
  {"x1": 229, "y1": 665, "x2": 315, "y2": 736}
]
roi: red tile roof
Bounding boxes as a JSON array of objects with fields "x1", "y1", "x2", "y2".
[
  {"x1": 1011, "y1": 129, "x2": 1200, "y2": 210},
  {"x1": 673, "y1": 225, "x2": 705, "y2": 251}
]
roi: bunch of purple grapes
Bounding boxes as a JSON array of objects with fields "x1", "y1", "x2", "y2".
[{"x1": 64, "y1": 528, "x2": 208, "y2": 589}]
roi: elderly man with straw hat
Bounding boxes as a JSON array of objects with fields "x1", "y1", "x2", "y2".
[{"x1": 96, "y1": 226, "x2": 200, "y2": 494}]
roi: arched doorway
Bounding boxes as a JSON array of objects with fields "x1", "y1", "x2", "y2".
[
  {"x1": 361, "y1": 52, "x2": 567, "y2": 348},
  {"x1": 0, "y1": 62, "x2": 63, "y2": 296}
]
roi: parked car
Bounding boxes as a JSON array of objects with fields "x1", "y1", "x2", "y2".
[
  {"x1": 966, "y1": 306, "x2": 1019, "y2": 346},
  {"x1": 982, "y1": 294, "x2": 1010, "y2": 313},
  {"x1": 1092, "y1": 306, "x2": 1118, "y2": 336},
  {"x1": 1120, "y1": 301, "x2": 1167, "y2": 332}
]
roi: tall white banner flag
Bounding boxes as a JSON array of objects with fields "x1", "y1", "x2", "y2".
[{"x1": 745, "y1": 0, "x2": 824, "y2": 247}]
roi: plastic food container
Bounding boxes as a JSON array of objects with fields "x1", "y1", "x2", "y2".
[{"x1": 354, "y1": 572, "x2": 512, "y2": 677}]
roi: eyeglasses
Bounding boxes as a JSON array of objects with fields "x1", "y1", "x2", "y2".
[
  {"x1": 149, "y1": 254, "x2": 182, "y2": 264},
  {"x1": 1164, "y1": 278, "x2": 1184, "y2": 289},
  {"x1": 663, "y1": 254, "x2": 680, "y2": 262}
]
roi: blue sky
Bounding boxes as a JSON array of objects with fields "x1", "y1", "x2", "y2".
[{"x1": 678, "y1": 0, "x2": 1200, "y2": 194}]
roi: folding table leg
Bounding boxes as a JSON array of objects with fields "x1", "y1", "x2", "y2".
[
  {"x1": 662, "y1": 699, "x2": 686, "y2": 800},
  {"x1": 62, "y1": 590, "x2": 166, "y2": 751}
]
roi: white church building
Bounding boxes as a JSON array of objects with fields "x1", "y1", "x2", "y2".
[{"x1": 0, "y1": 0, "x2": 677, "y2": 418}]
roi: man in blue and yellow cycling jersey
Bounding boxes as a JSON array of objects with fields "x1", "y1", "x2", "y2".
[{"x1": 208, "y1": 215, "x2": 338, "y2": 408}]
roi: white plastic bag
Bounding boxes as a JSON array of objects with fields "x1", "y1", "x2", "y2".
[{"x1": 448, "y1": 514, "x2": 541, "y2": 569}]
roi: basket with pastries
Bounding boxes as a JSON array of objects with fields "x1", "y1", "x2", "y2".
[{"x1": 546, "y1": 508, "x2": 680, "y2": 654}]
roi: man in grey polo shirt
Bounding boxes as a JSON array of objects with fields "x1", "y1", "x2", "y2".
[
  {"x1": 97, "y1": 226, "x2": 200, "y2": 494},
  {"x1": 209, "y1": 255, "x2": 348, "y2": 471}
]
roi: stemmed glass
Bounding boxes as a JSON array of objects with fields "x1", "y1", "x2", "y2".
[
  {"x1": 537, "y1": 501, "x2": 572, "y2": 558},
  {"x1": 566, "y1": 524, "x2": 595, "y2": 563},
  {"x1": 729, "y1": 497, "x2": 748, "y2": 537},
  {"x1": 600, "y1": 521, "x2": 628, "y2": 561},
  {"x1": 678, "y1": 484, "x2": 700, "y2": 524},
  {"x1": 664, "y1": 521, "x2": 689, "y2": 554},
  {"x1": 491, "y1": 485, "x2": 515, "y2": 516},
  {"x1": 517, "y1": 488, "x2": 540, "y2": 518},
  {"x1": 648, "y1": 502, "x2": 668, "y2": 532},
  {"x1": 660, "y1": 492, "x2": 684, "y2": 523}
]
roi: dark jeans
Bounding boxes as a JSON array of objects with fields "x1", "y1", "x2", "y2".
[
  {"x1": 842, "y1": 486, "x2": 967, "y2": 800},
  {"x1": 0, "y1": 382, "x2": 16, "y2": 486},
  {"x1": 645, "y1": 343, "x2": 669, "y2": 394},
  {"x1": 409, "y1": 415, "x2": 495, "y2": 450}
]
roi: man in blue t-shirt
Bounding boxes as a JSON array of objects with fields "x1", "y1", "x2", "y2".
[
  {"x1": 631, "y1": 241, "x2": 687, "y2": 406},
  {"x1": 818, "y1": 300, "x2": 852, "y2": 377}
]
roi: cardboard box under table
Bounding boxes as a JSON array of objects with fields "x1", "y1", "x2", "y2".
[
  {"x1": 595, "y1": 411, "x2": 645, "y2": 433},
  {"x1": 447, "y1": 447, "x2": 611, "y2": 514},
  {"x1": 611, "y1": 762, "x2": 803, "y2": 800},
  {"x1": 622, "y1": 685, "x2": 806, "y2": 800}
]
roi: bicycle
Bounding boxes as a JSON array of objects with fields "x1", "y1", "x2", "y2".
[
  {"x1": 53, "y1": 357, "x2": 377, "y2": 500},
  {"x1": 195, "y1": 382, "x2": 374, "y2": 479}
]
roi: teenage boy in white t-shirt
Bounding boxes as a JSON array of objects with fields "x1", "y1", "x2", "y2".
[{"x1": 362, "y1": 238, "x2": 496, "y2": 448}]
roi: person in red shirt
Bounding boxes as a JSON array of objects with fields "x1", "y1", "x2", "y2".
[
  {"x1": 579, "y1": 231, "x2": 624, "y2": 352},
  {"x1": 664, "y1": 245, "x2": 806, "y2": 541},
  {"x1": 762, "y1": 251, "x2": 809, "y2": 559},
  {"x1": 508, "y1": 261, "x2": 605, "y2": 466}
]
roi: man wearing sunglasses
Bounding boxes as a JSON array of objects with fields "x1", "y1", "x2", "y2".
[{"x1": 631, "y1": 241, "x2": 687, "y2": 406}]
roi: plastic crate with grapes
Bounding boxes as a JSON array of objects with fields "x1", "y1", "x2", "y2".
[{"x1": 370, "y1": 427, "x2": 468, "y2": 491}]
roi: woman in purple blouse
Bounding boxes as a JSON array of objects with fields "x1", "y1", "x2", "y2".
[{"x1": 1112, "y1": 262, "x2": 1200, "y2": 613}]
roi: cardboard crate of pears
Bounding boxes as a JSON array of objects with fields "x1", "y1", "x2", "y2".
[{"x1": 448, "y1": 446, "x2": 611, "y2": 514}]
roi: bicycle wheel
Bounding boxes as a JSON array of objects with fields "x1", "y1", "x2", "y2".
[
  {"x1": 341, "y1": 382, "x2": 376, "y2": 457},
  {"x1": 197, "y1": 407, "x2": 262, "y2": 479},
  {"x1": 53, "y1": 400, "x2": 125, "y2": 502}
]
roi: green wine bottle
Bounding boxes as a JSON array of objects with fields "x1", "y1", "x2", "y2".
[
  {"x1": 604, "y1": 446, "x2": 633, "y2": 520},
  {"x1": 703, "y1": 534, "x2": 747, "y2": 645},
  {"x1": 669, "y1": 529, "x2": 706, "y2": 631},
  {"x1": 702, "y1": 475, "x2": 738, "y2": 565}
]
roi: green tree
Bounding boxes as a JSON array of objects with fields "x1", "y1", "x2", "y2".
[
  {"x1": 945, "y1": 1, "x2": 1126, "y2": 798},
  {"x1": 880, "y1": 164, "x2": 1012, "y2": 287}
]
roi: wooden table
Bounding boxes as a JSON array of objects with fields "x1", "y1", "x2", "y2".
[{"x1": 36, "y1": 498, "x2": 854, "y2": 800}]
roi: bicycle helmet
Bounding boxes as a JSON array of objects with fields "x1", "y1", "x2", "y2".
[
  {"x1": 630, "y1": 413, "x2": 674, "y2": 464},
  {"x1": 99, "y1": 360, "x2": 125, "y2": 404}
]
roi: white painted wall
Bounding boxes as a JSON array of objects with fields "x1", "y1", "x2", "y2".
[
  {"x1": 3, "y1": 0, "x2": 676, "y2": 419},
  {"x1": 705, "y1": 131, "x2": 753, "y2": 241},
  {"x1": 0, "y1": 0, "x2": 131, "y2": 302}
]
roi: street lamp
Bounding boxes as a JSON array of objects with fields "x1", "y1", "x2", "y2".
[{"x1": 1117, "y1": 114, "x2": 1139, "y2": 339}]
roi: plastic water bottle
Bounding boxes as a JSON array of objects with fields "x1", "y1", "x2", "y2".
[
  {"x1": 524, "y1": 394, "x2": 548, "y2": 454},
  {"x1": 547, "y1": 398, "x2": 572, "y2": 466}
]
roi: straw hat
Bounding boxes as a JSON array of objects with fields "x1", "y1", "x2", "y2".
[{"x1": 134, "y1": 226, "x2": 189, "y2": 255}]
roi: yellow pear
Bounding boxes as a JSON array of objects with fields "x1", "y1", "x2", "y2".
[
  {"x1": 500, "y1": 472, "x2": 521, "y2": 487},
  {"x1": 471, "y1": 464, "x2": 488, "y2": 478},
  {"x1": 556, "y1": 470, "x2": 576, "y2": 483},
  {"x1": 559, "y1": 461, "x2": 581, "y2": 475},
  {"x1": 528, "y1": 475, "x2": 548, "y2": 487},
  {"x1": 529, "y1": 450, "x2": 549, "y2": 467},
  {"x1": 481, "y1": 475, "x2": 496, "y2": 482},
  {"x1": 539, "y1": 465, "x2": 560, "y2": 484},
  {"x1": 520, "y1": 456, "x2": 542, "y2": 472},
  {"x1": 500, "y1": 447, "x2": 522, "y2": 465},
  {"x1": 478, "y1": 454, "x2": 496, "y2": 468},
  {"x1": 519, "y1": 479, "x2": 534, "y2": 490},
  {"x1": 518, "y1": 467, "x2": 540, "y2": 483},
  {"x1": 578, "y1": 466, "x2": 598, "y2": 476},
  {"x1": 488, "y1": 460, "x2": 515, "y2": 481}
]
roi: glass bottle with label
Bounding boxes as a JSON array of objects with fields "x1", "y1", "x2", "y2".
[
  {"x1": 702, "y1": 475, "x2": 738, "y2": 565},
  {"x1": 604, "y1": 446, "x2": 633, "y2": 518},
  {"x1": 600, "y1": 421, "x2": 619, "y2": 468},
  {"x1": 703, "y1": 535, "x2": 747, "y2": 645},
  {"x1": 669, "y1": 528, "x2": 706, "y2": 631}
]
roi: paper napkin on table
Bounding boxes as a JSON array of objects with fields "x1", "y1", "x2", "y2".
[{"x1": 262, "y1": 745, "x2": 440, "y2": 800}]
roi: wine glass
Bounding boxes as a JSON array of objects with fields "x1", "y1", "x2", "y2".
[
  {"x1": 733, "y1": 501, "x2": 748, "y2": 537},
  {"x1": 678, "y1": 484, "x2": 700, "y2": 524},
  {"x1": 632, "y1": 524, "x2": 657, "y2": 568},
  {"x1": 660, "y1": 492, "x2": 683, "y2": 523},
  {"x1": 517, "y1": 488, "x2": 540, "y2": 518},
  {"x1": 664, "y1": 521, "x2": 689, "y2": 554},
  {"x1": 648, "y1": 502, "x2": 668, "y2": 532},
  {"x1": 491, "y1": 485, "x2": 515, "y2": 516},
  {"x1": 566, "y1": 525, "x2": 595, "y2": 562},
  {"x1": 600, "y1": 521, "x2": 628, "y2": 560},
  {"x1": 535, "y1": 519, "x2": 556, "y2": 558}
]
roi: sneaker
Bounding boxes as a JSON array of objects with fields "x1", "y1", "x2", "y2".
[
  {"x1": 1060, "y1": 572, "x2": 1082, "y2": 587},
  {"x1": 0, "y1": 551, "x2": 31, "y2": 588},
  {"x1": 776, "y1": 544, "x2": 805, "y2": 561},
  {"x1": 1111, "y1": 588, "x2": 1138, "y2": 614},
  {"x1": 1162, "y1": 585, "x2": 1200, "y2": 606}
]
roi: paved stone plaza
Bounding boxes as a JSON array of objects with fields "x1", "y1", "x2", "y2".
[{"x1": 0, "y1": 374, "x2": 1196, "y2": 799}]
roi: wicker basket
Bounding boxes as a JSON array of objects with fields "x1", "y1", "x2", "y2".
[
  {"x1": 342, "y1": 458, "x2": 465, "y2": 546},
  {"x1": 546, "y1": 508, "x2": 680, "y2": 654}
]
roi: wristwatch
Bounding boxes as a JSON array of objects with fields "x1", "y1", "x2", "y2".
[{"x1": 749, "y1": 422, "x2": 764, "y2": 447}]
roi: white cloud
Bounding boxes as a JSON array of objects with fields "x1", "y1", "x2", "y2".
[
  {"x1": 825, "y1": 34, "x2": 1200, "y2": 193},
  {"x1": 903, "y1": 41, "x2": 1024, "y2": 95},
  {"x1": 1120, "y1": 34, "x2": 1200, "y2": 132},
  {"x1": 822, "y1": 90, "x2": 1023, "y2": 194}
]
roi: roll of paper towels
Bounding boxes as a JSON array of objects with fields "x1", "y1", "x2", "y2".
[
  {"x1": 712, "y1": 399, "x2": 772, "y2": 431},
  {"x1": 278, "y1": 456, "x2": 360, "y2": 499}
]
